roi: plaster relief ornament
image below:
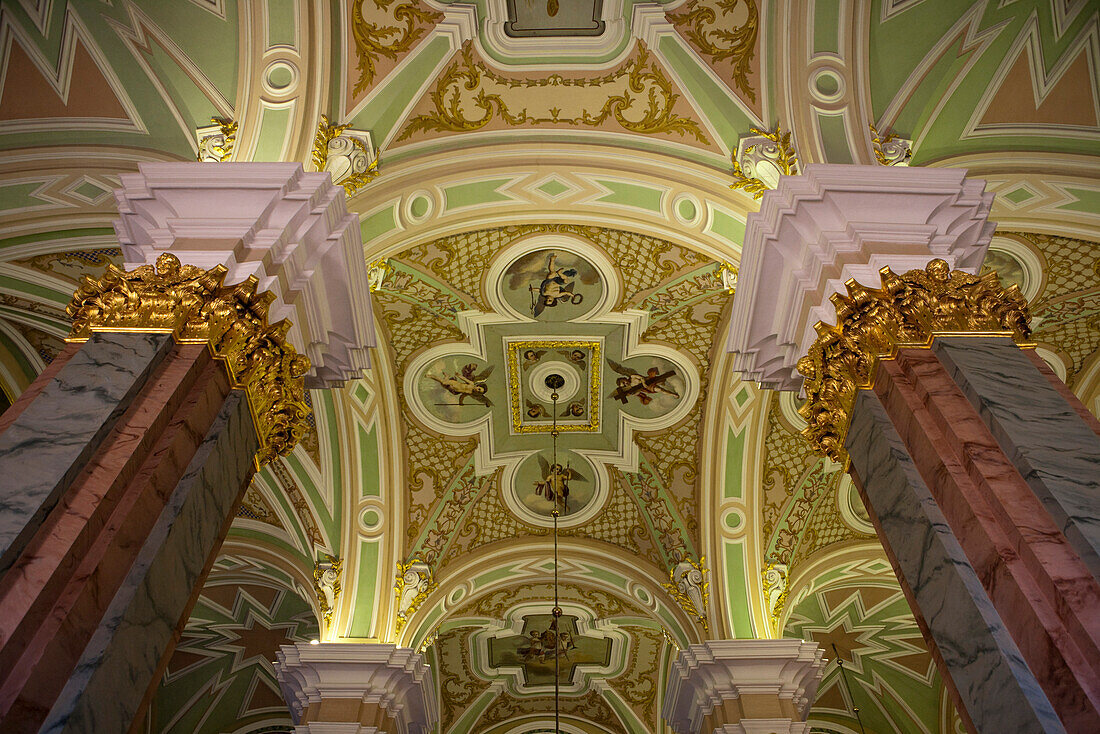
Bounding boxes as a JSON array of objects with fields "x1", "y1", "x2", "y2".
[
  {"x1": 311, "y1": 114, "x2": 380, "y2": 194},
  {"x1": 394, "y1": 559, "x2": 436, "y2": 637},
  {"x1": 663, "y1": 557, "x2": 709, "y2": 630},
  {"x1": 762, "y1": 561, "x2": 789, "y2": 634},
  {"x1": 869, "y1": 122, "x2": 912, "y2": 166},
  {"x1": 313, "y1": 554, "x2": 342, "y2": 626},
  {"x1": 195, "y1": 117, "x2": 237, "y2": 162},
  {"x1": 368, "y1": 259, "x2": 392, "y2": 292},
  {"x1": 730, "y1": 124, "x2": 798, "y2": 198}
]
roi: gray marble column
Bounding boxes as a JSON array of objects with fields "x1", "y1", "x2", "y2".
[
  {"x1": 933, "y1": 337, "x2": 1100, "y2": 578},
  {"x1": 40, "y1": 391, "x2": 258, "y2": 734},
  {"x1": 847, "y1": 393, "x2": 1063, "y2": 734},
  {"x1": 0, "y1": 333, "x2": 171, "y2": 572}
]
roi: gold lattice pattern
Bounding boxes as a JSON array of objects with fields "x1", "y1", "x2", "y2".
[
  {"x1": 403, "y1": 421, "x2": 477, "y2": 548},
  {"x1": 561, "y1": 485, "x2": 650, "y2": 560},
  {"x1": 760, "y1": 398, "x2": 815, "y2": 541},
  {"x1": 642, "y1": 297, "x2": 723, "y2": 366},
  {"x1": 1025, "y1": 231, "x2": 1100, "y2": 300},
  {"x1": 375, "y1": 293, "x2": 466, "y2": 372},
  {"x1": 595, "y1": 228, "x2": 712, "y2": 303},
  {"x1": 398, "y1": 227, "x2": 515, "y2": 306},
  {"x1": 461, "y1": 484, "x2": 542, "y2": 548},
  {"x1": 792, "y1": 490, "x2": 873, "y2": 567}
]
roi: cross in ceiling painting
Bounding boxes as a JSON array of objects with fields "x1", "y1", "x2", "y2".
[
  {"x1": 487, "y1": 613, "x2": 613, "y2": 686},
  {"x1": 406, "y1": 237, "x2": 699, "y2": 527}
]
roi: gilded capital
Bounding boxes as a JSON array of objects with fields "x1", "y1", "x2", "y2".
[
  {"x1": 66, "y1": 253, "x2": 311, "y2": 467},
  {"x1": 797, "y1": 259, "x2": 1030, "y2": 464}
]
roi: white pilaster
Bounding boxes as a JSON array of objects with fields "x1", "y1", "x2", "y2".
[
  {"x1": 663, "y1": 639, "x2": 825, "y2": 734},
  {"x1": 276, "y1": 643, "x2": 437, "y2": 734},
  {"x1": 113, "y1": 162, "x2": 374, "y2": 386},
  {"x1": 727, "y1": 164, "x2": 995, "y2": 391}
]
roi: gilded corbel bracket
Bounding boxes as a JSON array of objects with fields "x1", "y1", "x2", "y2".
[
  {"x1": 196, "y1": 117, "x2": 237, "y2": 162},
  {"x1": 730, "y1": 124, "x2": 798, "y2": 199},
  {"x1": 314, "y1": 554, "x2": 343, "y2": 627},
  {"x1": 393, "y1": 558, "x2": 436, "y2": 639},
  {"x1": 663, "y1": 556, "x2": 709, "y2": 631},
  {"x1": 797, "y1": 259, "x2": 1031, "y2": 466},
  {"x1": 66, "y1": 253, "x2": 312, "y2": 468}
]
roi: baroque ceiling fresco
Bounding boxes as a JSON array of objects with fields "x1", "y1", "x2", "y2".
[{"x1": 0, "y1": 0, "x2": 1097, "y2": 733}]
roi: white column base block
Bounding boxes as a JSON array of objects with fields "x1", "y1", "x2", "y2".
[
  {"x1": 663, "y1": 639, "x2": 825, "y2": 734},
  {"x1": 113, "y1": 162, "x2": 375, "y2": 387},
  {"x1": 276, "y1": 643, "x2": 437, "y2": 734},
  {"x1": 727, "y1": 164, "x2": 994, "y2": 391}
]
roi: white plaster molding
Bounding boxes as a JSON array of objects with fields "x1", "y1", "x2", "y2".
[
  {"x1": 728, "y1": 164, "x2": 995, "y2": 391},
  {"x1": 435, "y1": 3, "x2": 478, "y2": 45},
  {"x1": 631, "y1": 2, "x2": 670, "y2": 48},
  {"x1": 350, "y1": 143, "x2": 742, "y2": 264},
  {"x1": 275, "y1": 643, "x2": 437, "y2": 734},
  {"x1": 113, "y1": 162, "x2": 374, "y2": 387},
  {"x1": 476, "y1": 0, "x2": 629, "y2": 66},
  {"x1": 663, "y1": 639, "x2": 825, "y2": 734}
]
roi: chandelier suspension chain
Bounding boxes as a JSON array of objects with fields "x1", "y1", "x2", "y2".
[{"x1": 551, "y1": 384, "x2": 561, "y2": 734}]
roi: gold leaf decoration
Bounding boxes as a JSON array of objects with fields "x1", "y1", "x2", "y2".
[
  {"x1": 67, "y1": 253, "x2": 312, "y2": 467},
  {"x1": 313, "y1": 554, "x2": 342, "y2": 626},
  {"x1": 662, "y1": 556, "x2": 709, "y2": 630},
  {"x1": 669, "y1": 0, "x2": 759, "y2": 102},
  {"x1": 393, "y1": 558, "x2": 436, "y2": 638},
  {"x1": 869, "y1": 122, "x2": 912, "y2": 166},
  {"x1": 730, "y1": 124, "x2": 798, "y2": 199},
  {"x1": 196, "y1": 116, "x2": 237, "y2": 162},
  {"x1": 397, "y1": 42, "x2": 709, "y2": 144},
  {"x1": 797, "y1": 259, "x2": 1031, "y2": 465},
  {"x1": 352, "y1": 0, "x2": 443, "y2": 96},
  {"x1": 312, "y1": 114, "x2": 381, "y2": 194}
]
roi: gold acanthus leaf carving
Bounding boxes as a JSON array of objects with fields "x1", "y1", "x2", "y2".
[
  {"x1": 66, "y1": 253, "x2": 311, "y2": 468},
  {"x1": 312, "y1": 114, "x2": 381, "y2": 194},
  {"x1": 797, "y1": 259, "x2": 1031, "y2": 465},
  {"x1": 352, "y1": 0, "x2": 443, "y2": 96},
  {"x1": 869, "y1": 122, "x2": 912, "y2": 166},
  {"x1": 670, "y1": 0, "x2": 759, "y2": 101},
  {"x1": 397, "y1": 42, "x2": 709, "y2": 144},
  {"x1": 730, "y1": 124, "x2": 798, "y2": 199}
]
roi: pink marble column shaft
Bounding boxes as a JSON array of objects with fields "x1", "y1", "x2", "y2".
[
  {"x1": 871, "y1": 348, "x2": 1100, "y2": 731},
  {"x1": 0, "y1": 342, "x2": 249, "y2": 732}
]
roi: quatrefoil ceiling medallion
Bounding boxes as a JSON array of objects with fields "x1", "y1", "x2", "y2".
[{"x1": 406, "y1": 235, "x2": 700, "y2": 527}]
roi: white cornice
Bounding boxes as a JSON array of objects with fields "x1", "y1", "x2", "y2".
[
  {"x1": 113, "y1": 162, "x2": 375, "y2": 386},
  {"x1": 663, "y1": 639, "x2": 826, "y2": 734},
  {"x1": 727, "y1": 164, "x2": 994, "y2": 391},
  {"x1": 275, "y1": 642, "x2": 437, "y2": 734}
]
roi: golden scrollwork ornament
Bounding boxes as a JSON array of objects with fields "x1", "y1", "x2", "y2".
[
  {"x1": 869, "y1": 123, "x2": 912, "y2": 166},
  {"x1": 663, "y1": 556, "x2": 709, "y2": 630},
  {"x1": 66, "y1": 253, "x2": 312, "y2": 467},
  {"x1": 762, "y1": 561, "x2": 788, "y2": 635},
  {"x1": 312, "y1": 114, "x2": 380, "y2": 194},
  {"x1": 730, "y1": 124, "x2": 798, "y2": 198},
  {"x1": 195, "y1": 117, "x2": 237, "y2": 162},
  {"x1": 393, "y1": 558, "x2": 436, "y2": 638},
  {"x1": 797, "y1": 259, "x2": 1031, "y2": 465},
  {"x1": 313, "y1": 554, "x2": 343, "y2": 627}
]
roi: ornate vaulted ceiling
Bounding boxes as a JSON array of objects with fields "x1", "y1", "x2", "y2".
[{"x1": 0, "y1": 1, "x2": 1097, "y2": 732}]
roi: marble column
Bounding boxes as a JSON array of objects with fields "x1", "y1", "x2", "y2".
[
  {"x1": 0, "y1": 163, "x2": 373, "y2": 733},
  {"x1": 662, "y1": 639, "x2": 825, "y2": 734},
  {"x1": 275, "y1": 643, "x2": 438, "y2": 734},
  {"x1": 727, "y1": 165, "x2": 1100, "y2": 733}
]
